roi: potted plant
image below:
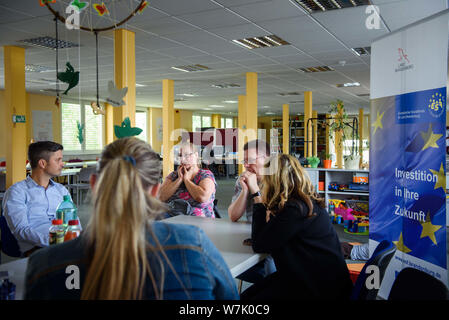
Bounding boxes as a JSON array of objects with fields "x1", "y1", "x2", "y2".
[
  {"x1": 307, "y1": 156, "x2": 320, "y2": 168},
  {"x1": 323, "y1": 153, "x2": 332, "y2": 169},
  {"x1": 328, "y1": 100, "x2": 360, "y2": 170}
]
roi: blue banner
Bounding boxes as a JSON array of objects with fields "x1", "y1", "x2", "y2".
[{"x1": 370, "y1": 87, "x2": 447, "y2": 274}]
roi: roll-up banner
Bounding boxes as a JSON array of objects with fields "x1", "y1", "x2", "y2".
[{"x1": 369, "y1": 10, "x2": 449, "y2": 299}]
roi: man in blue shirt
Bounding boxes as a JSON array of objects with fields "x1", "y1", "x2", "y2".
[{"x1": 2, "y1": 141, "x2": 73, "y2": 256}]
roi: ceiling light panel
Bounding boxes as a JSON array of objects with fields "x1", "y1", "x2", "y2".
[
  {"x1": 171, "y1": 64, "x2": 211, "y2": 72},
  {"x1": 351, "y1": 47, "x2": 371, "y2": 56},
  {"x1": 232, "y1": 34, "x2": 289, "y2": 49},
  {"x1": 294, "y1": 0, "x2": 372, "y2": 13},
  {"x1": 298, "y1": 66, "x2": 334, "y2": 73}
]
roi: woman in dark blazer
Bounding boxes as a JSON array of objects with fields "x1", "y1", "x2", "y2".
[{"x1": 241, "y1": 154, "x2": 353, "y2": 300}]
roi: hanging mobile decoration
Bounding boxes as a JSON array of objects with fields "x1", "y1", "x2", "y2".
[
  {"x1": 93, "y1": 2, "x2": 109, "y2": 16},
  {"x1": 39, "y1": 0, "x2": 56, "y2": 7},
  {"x1": 70, "y1": 0, "x2": 89, "y2": 12},
  {"x1": 57, "y1": 62, "x2": 80, "y2": 95},
  {"x1": 90, "y1": 31, "x2": 105, "y2": 115},
  {"x1": 106, "y1": 81, "x2": 128, "y2": 107},
  {"x1": 137, "y1": 1, "x2": 148, "y2": 14},
  {"x1": 114, "y1": 117, "x2": 142, "y2": 139}
]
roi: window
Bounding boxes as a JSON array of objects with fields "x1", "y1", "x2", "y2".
[
  {"x1": 192, "y1": 114, "x2": 212, "y2": 131},
  {"x1": 61, "y1": 102, "x2": 103, "y2": 153},
  {"x1": 221, "y1": 117, "x2": 234, "y2": 128},
  {"x1": 135, "y1": 111, "x2": 147, "y2": 142}
]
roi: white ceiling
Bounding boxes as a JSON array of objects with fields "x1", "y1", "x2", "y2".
[{"x1": 0, "y1": 0, "x2": 447, "y2": 116}]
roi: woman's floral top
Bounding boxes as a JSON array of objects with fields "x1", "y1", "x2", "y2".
[{"x1": 167, "y1": 169, "x2": 217, "y2": 218}]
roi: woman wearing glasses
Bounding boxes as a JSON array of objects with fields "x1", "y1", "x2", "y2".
[{"x1": 159, "y1": 142, "x2": 217, "y2": 218}]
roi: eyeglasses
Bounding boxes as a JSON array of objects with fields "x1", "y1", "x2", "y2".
[
  {"x1": 178, "y1": 152, "x2": 194, "y2": 160},
  {"x1": 241, "y1": 156, "x2": 265, "y2": 165}
]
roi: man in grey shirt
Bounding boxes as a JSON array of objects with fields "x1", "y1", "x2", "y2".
[{"x1": 228, "y1": 139, "x2": 276, "y2": 283}]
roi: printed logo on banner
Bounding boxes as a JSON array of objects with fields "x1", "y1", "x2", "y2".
[
  {"x1": 395, "y1": 48, "x2": 414, "y2": 73},
  {"x1": 395, "y1": 87, "x2": 446, "y2": 124}
]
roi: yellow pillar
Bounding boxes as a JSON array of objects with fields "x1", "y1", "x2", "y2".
[
  {"x1": 4, "y1": 46, "x2": 27, "y2": 188},
  {"x1": 233, "y1": 117, "x2": 238, "y2": 128},
  {"x1": 335, "y1": 103, "x2": 343, "y2": 169},
  {"x1": 245, "y1": 72, "x2": 258, "y2": 142},
  {"x1": 162, "y1": 79, "x2": 174, "y2": 178},
  {"x1": 282, "y1": 104, "x2": 289, "y2": 154},
  {"x1": 211, "y1": 114, "x2": 221, "y2": 128},
  {"x1": 325, "y1": 113, "x2": 330, "y2": 156},
  {"x1": 312, "y1": 110, "x2": 318, "y2": 157},
  {"x1": 238, "y1": 95, "x2": 247, "y2": 175},
  {"x1": 110, "y1": 28, "x2": 136, "y2": 139},
  {"x1": 105, "y1": 103, "x2": 114, "y2": 145},
  {"x1": 359, "y1": 108, "x2": 364, "y2": 167},
  {"x1": 304, "y1": 91, "x2": 312, "y2": 158}
]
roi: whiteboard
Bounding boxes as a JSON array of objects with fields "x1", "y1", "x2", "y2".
[{"x1": 32, "y1": 110, "x2": 53, "y2": 141}]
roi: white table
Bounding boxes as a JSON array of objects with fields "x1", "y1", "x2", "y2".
[
  {"x1": 164, "y1": 215, "x2": 266, "y2": 278},
  {"x1": 64, "y1": 161, "x2": 98, "y2": 168},
  {"x1": 0, "y1": 258, "x2": 28, "y2": 300}
]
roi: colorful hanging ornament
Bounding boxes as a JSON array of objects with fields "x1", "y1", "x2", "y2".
[
  {"x1": 90, "y1": 101, "x2": 105, "y2": 115},
  {"x1": 114, "y1": 117, "x2": 143, "y2": 139},
  {"x1": 76, "y1": 121, "x2": 85, "y2": 145},
  {"x1": 106, "y1": 81, "x2": 128, "y2": 107},
  {"x1": 57, "y1": 62, "x2": 80, "y2": 95},
  {"x1": 93, "y1": 2, "x2": 109, "y2": 16},
  {"x1": 39, "y1": 0, "x2": 56, "y2": 7},
  {"x1": 70, "y1": 0, "x2": 89, "y2": 12},
  {"x1": 137, "y1": 1, "x2": 148, "y2": 14}
]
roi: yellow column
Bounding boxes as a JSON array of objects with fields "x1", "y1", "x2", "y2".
[
  {"x1": 233, "y1": 117, "x2": 238, "y2": 128},
  {"x1": 312, "y1": 110, "x2": 318, "y2": 157},
  {"x1": 282, "y1": 104, "x2": 289, "y2": 154},
  {"x1": 245, "y1": 72, "x2": 258, "y2": 142},
  {"x1": 325, "y1": 113, "x2": 330, "y2": 156},
  {"x1": 238, "y1": 95, "x2": 247, "y2": 175},
  {"x1": 359, "y1": 108, "x2": 364, "y2": 167},
  {"x1": 111, "y1": 28, "x2": 136, "y2": 139},
  {"x1": 162, "y1": 79, "x2": 174, "y2": 178},
  {"x1": 304, "y1": 91, "x2": 312, "y2": 158},
  {"x1": 211, "y1": 114, "x2": 221, "y2": 128},
  {"x1": 4, "y1": 46, "x2": 27, "y2": 188},
  {"x1": 335, "y1": 103, "x2": 343, "y2": 169}
]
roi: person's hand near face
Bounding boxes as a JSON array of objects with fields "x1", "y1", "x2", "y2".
[
  {"x1": 242, "y1": 171, "x2": 259, "y2": 194},
  {"x1": 177, "y1": 165, "x2": 184, "y2": 182},
  {"x1": 183, "y1": 166, "x2": 195, "y2": 182}
]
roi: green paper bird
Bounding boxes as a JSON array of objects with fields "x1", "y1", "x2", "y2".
[
  {"x1": 114, "y1": 117, "x2": 143, "y2": 139},
  {"x1": 77, "y1": 120, "x2": 84, "y2": 145},
  {"x1": 70, "y1": 0, "x2": 89, "y2": 11},
  {"x1": 57, "y1": 62, "x2": 80, "y2": 95}
]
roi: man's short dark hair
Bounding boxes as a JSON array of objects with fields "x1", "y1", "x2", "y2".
[
  {"x1": 28, "y1": 141, "x2": 63, "y2": 169},
  {"x1": 243, "y1": 139, "x2": 270, "y2": 156}
]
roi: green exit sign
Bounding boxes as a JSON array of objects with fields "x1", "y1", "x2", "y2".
[{"x1": 12, "y1": 115, "x2": 26, "y2": 123}]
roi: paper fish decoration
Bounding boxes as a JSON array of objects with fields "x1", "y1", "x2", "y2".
[
  {"x1": 77, "y1": 121, "x2": 84, "y2": 145},
  {"x1": 90, "y1": 101, "x2": 105, "y2": 115},
  {"x1": 70, "y1": 0, "x2": 89, "y2": 12},
  {"x1": 57, "y1": 62, "x2": 80, "y2": 95},
  {"x1": 93, "y1": 2, "x2": 109, "y2": 16},
  {"x1": 106, "y1": 81, "x2": 128, "y2": 107},
  {"x1": 114, "y1": 117, "x2": 143, "y2": 139},
  {"x1": 137, "y1": 1, "x2": 148, "y2": 14},
  {"x1": 39, "y1": 0, "x2": 56, "y2": 7}
]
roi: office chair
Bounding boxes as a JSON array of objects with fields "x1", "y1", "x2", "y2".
[
  {"x1": 350, "y1": 240, "x2": 395, "y2": 300},
  {"x1": 0, "y1": 215, "x2": 22, "y2": 264},
  {"x1": 388, "y1": 267, "x2": 448, "y2": 300}
]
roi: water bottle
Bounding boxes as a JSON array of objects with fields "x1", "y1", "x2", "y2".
[
  {"x1": 64, "y1": 220, "x2": 81, "y2": 242},
  {"x1": 56, "y1": 195, "x2": 78, "y2": 230},
  {"x1": 49, "y1": 219, "x2": 65, "y2": 245}
]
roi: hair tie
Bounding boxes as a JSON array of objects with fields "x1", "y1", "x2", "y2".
[{"x1": 123, "y1": 155, "x2": 136, "y2": 167}]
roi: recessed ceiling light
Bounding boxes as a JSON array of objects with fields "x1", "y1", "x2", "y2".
[
  {"x1": 351, "y1": 47, "x2": 371, "y2": 56},
  {"x1": 232, "y1": 34, "x2": 289, "y2": 50},
  {"x1": 177, "y1": 93, "x2": 199, "y2": 97},
  {"x1": 204, "y1": 108, "x2": 213, "y2": 110},
  {"x1": 211, "y1": 83, "x2": 241, "y2": 89},
  {"x1": 294, "y1": 0, "x2": 371, "y2": 13},
  {"x1": 265, "y1": 112, "x2": 275, "y2": 115},
  {"x1": 336, "y1": 82, "x2": 361, "y2": 87},
  {"x1": 262, "y1": 106, "x2": 271, "y2": 108},
  {"x1": 209, "y1": 105, "x2": 225, "y2": 108},
  {"x1": 171, "y1": 64, "x2": 210, "y2": 72},
  {"x1": 135, "y1": 83, "x2": 147, "y2": 87},
  {"x1": 298, "y1": 66, "x2": 334, "y2": 73},
  {"x1": 223, "y1": 100, "x2": 238, "y2": 104},
  {"x1": 20, "y1": 36, "x2": 79, "y2": 50}
]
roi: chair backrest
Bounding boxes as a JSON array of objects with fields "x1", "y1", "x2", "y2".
[
  {"x1": 0, "y1": 173, "x2": 5, "y2": 192},
  {"x1": 388, "y1": 267, "x2": 448, "y2": 300},
  {"x1": 0, "y1": 216, "x2": 22, "y2": 258},
  {"x1": 213, "y1": 199, "x2": 221, "y2": 219},
  {"x1": 78, "y1": 166, "x2": 96, "y2": 182},
  {"x1": 350, "y1": 240, "x2": 394, "y2": 300}
]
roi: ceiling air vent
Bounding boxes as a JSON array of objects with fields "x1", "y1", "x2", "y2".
[
  {"x1": 211, "y1": 83, "x2": 241, "y2": 89},
  {"x1": 19, "y1": 36, "x2": 79, "y2": 50},
  {"x1": 277, "y1": 92, "x2": 302, "y2": 97},
  {"x1": 171, "y1": 64, "x2": 210, "y2": 72},
  {"x1": 232, "y1": 35, "x2": 289, "y2": 49},
  {"x1": 298, "y1": 66, "x2": 334, "y2": 73},
  {"x1": 351, "y1": 47, "x2": 371, "y2": 56},
  {"x1": 294, "y1": 0, "x2": 372, "y2": 13}
]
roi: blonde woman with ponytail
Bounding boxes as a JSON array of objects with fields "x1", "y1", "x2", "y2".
[
  {"x1": 25, "y1": 137, "x2": 238, "y2": 300},
  {"x1": 241, "y1": 154, "x2": 353, "y2": 300}
]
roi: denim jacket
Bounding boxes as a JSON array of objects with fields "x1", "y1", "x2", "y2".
[{"x1": 24, "y1": 222, "x2": 239, "y2": 300}]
